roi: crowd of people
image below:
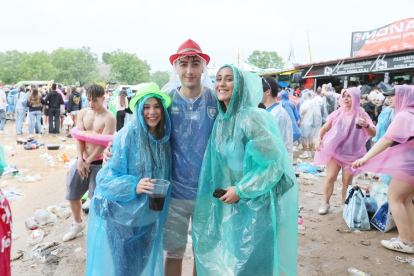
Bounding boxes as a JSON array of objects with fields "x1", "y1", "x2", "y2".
[
  {"x1": 0, "y1": 38, "x2": 413, "y2": 276},
  {"x1": 0, "y1": 82, "x2": 133, "y2": 139}
]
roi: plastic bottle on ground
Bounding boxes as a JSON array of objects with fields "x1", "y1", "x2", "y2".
[{"x1": 25, "y1": 218, "x2": 38, "y2": 230}]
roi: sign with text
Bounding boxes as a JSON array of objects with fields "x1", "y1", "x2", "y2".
[
  {"x1": 351, "y1": 18, "x2": 414, "y2": 57},
  {"x1": 374, "y1": 54, "x2": 414, "y2": 71}
]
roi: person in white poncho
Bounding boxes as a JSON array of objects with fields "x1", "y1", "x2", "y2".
[{"x1": 299, "y1": 91, "x2": 322, "y2": 159}]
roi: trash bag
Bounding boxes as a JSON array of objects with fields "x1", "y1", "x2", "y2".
[
  {"x1": 295, "y1": 163, "x2": 319, "y2": 174},
  {"x1": 193, "y1": 65, "x2": 298, "y2": 276},
  {"x1": 371, "y1": 202, "x2": 396, "y2": 232},
  {"x1": 343, "y1": 186, "x2": 371, "y2": 231},
  {"x1": 370, "y1": 182, "x2": 389, "y2": 207},
  {"x1": 86, "y1": 94, "x2": 172, "y2": 276}
]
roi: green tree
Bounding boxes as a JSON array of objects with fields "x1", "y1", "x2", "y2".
[
  {"x1": 102, "y1": 50, "x2": 150, "y2": 84},
  {"x1": 151, "y1": 70, "x2": 170, "y2": 88},
  {"x1": 247, "y1": 50, "x2": 283, "y2": 69},
  {"x1": 0, "y1": 50, "x2": 24, "y2": 84},
  {"x1": 51, "y1": 47, "x2": 98, "y2": 86},
  {"x1": 20, "y1": 51, "x2": 57, "y2": 81}
]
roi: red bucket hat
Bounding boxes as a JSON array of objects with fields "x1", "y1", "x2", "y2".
[{"x1": 169, "y1": 39, "x2": 210, "y2": 65}]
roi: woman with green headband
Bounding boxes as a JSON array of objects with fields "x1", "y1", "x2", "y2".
[
  {"x1": 193, "y1": 65, "x2": 299, "y2": 275},
  {"x1": 86, "y1": 82, "x2": 172, "y2": 275}
]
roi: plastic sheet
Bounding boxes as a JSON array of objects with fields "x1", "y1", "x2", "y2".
[
  {"x1": 314, "y1": 88, "x2": 375, "y2": 175},
  {"x1": 356, "y1": 85, "x2": 414, "y2": 185},
  {"x1": 86, "y1": 94, "x2": 172, "y2": 276},
  {"x1": 299, "y1": 91, "x2": 322, "y2": 138},
  {"x1": 280, "y1": 90, "x2": 301, "y2": 142},
  {"x1": 372, "y1": 106, "x2": 395, "y2": 143},
  {"x1": 295, "y1": 163, "x2": 319, "y2": 174},
  {"x1": 268, "y1": 104, "x2": 294, "y2": 161},
  {"x1": 193, "y1": 65, "x2": 298, "y2": 276}
]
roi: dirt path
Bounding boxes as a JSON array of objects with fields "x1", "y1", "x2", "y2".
[{"x1": 3, "y1": 121, "x2": 413, "y2": 275}]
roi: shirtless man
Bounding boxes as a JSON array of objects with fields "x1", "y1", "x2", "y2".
[{"x1": 63, "y1": 84, "x2": 116, "y2": 242}]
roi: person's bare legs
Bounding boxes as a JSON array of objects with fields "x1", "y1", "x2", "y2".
[
  {"x1": 164, "y1": 252, "x2": 197, "y2": 276},
  {"x1": 165, "y1": 258, "x2": 183, "y2": 276},
  {"x1": 308, "y1": 139, "x2": 314, "y2": 153},
  {"x1": 323, "y1": 159, "x2": 342, "y2": 204},
  {"x1": 341, "y1": 170, "x2": 354, "y2": 204},
  {"x1": 387, "y1": 178, "x2": 414, "y2": 244},
  {"x1": 70, "y1": 200, "x2": 82, "y2": 223},
  {"x1": 301, "y1": 137, "x2": 308, "y2": 152}
]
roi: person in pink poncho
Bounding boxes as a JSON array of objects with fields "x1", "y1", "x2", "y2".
[
  {"x1": 314, "y1": 87, "x2": 376, "y2": 215},
  {"x1": 353, "y1": 85, "x2": 414, "y2": 254}
]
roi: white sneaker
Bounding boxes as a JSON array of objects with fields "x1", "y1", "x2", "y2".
[
  {"x1": 82, "y1": 198, "x2": 90, "y2": 214},
  {"x1": 318, "y1": 203, "x2": 330, "y2": 215},
  {"x1": 299, "y1": 151, "x2": 309, "y2": 159},
  {"x1": 63, "y1": 221, "x2": 85, "y2": 242},
  {"x1": 298, "y1": 144, "x2": 303, "y2": 150},
  {"x1": 307, "y1": 151, "x2": 312, "y2": 158},
  {"x1": 0, "y1": 131, "x2": 4, "y2": 135},
  {"x1": 381, "y1": 237, "x2": 414, "y2": 254}
]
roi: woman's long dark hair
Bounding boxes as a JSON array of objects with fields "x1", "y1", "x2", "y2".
[{"x1": 143, "y1": 97, "x2": 166, "y2": 140}]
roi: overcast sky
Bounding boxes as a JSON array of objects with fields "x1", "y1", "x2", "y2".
[{"x1": 1, "y1": 0, "x2": 413, "y2": 74}]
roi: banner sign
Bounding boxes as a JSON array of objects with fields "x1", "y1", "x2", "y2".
[
  {"x1": 351, "y1": 18, "x2": 414, "y2": 57},
  {"x1": 374, "y1": 54, "x2": 414, "y2": 71}
]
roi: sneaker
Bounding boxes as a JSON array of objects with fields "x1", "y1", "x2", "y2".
[
  {"x1": 63, "y1": 221, "x2": 85, "y2": 242},
  {"x1": 67, "y1": 134, "x2": 72, "y2": 139},
  {"x1": 318, "y1": 202, "x2": 330, "y2": 215},
  {"x1": 298, "y1": 144, "x2": 303, "y2": 150},
  {"x1": 307, "y1": 151, "x2": 312, "y2": 158},
  {"x1": 299, "y1": 151, "x2": 309, "y2": 159},
  {"x1": 82, "y1": 198, "x2": 90, "y2": 214},
  {"x1": 381, "y1": 237, "x2": 414, "y2": 254},
  {"x1": 0, "y1": 131, "x2": 4, "y2": 135}
]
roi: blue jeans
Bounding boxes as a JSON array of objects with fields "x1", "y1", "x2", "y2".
[
  {"x1": 29, "y1": 110, "x2": 42, "y2": 134},
  {"x1": 0, "y1": 109, "x2": 6, "y2": 131},
  {"x1": 15, "y1": 109, "x2": 26, "y2": 134}
]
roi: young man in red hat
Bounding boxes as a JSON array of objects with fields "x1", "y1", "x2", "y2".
[
  {"x1": 103, "y1": 39, "x2": 217, "y2": 275},
  {"x1": 161, "y1": 39, "x2": 217, "y2": 276}
]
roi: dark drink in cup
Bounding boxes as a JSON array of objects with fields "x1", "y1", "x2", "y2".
[
  {"x1": 149, "y1": 194, "x2": 166, "y2": 211},
  {"x1": 148, "y1": 179, "x2": 170, "y2": 212},
  {"x1": 355, "y1": 118, "x2": 362, "y2": 129}
]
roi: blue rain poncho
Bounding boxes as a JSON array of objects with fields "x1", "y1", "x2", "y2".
[
  {"x1": 280, "y1": 90, "x2": 301, "y2": 142},
  {"x1": 86, "y1": 94, "x2": 172, "y2": 276},
  {"x1": 372, "y1": 106, "x2": 395, "y2": 185},
  {"x1": 193, "y1": 65, "x2": 299, "y2": 276}
]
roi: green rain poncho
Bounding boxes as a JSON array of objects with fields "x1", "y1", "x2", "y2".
[{"x1": 193, "y1": 65, "x2": 298, "y2": 276}]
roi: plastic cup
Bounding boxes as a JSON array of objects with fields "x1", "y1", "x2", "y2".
[
  {"x1": 355, "y1": 118, "x2": 362, "y2": 129},
  {"x1": 148, "y1": 179, "x2": 170, "y2": 211}
]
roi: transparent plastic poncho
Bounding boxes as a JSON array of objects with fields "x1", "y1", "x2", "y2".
[
  {"x1": 299, "y1": 91, "x2": 322, "y2": 138},
  {"x1": 193, "y1": 65, "x2": 299, "y2": 276},
  {"x1": 109, "y1": 89, "x2": 119, "y2": 117},
  {"x1": 269, "y1": 104, "x2": 294, "y2": 161},
  {"x1": 356, "y1": 85, "x2": 414, "y2": 185},
  {"x1": 86, "y1": 94, "x2": 172, "y2": 276},
  {"x1": 280, "y1": 90, "x2": 301, "y2": 142},
  {"x1": 314, "y1": 88, "x2": 375, "y2": 175},
  {"x1": 0, "y1": 144, "x2": 7, "y2": 175}
]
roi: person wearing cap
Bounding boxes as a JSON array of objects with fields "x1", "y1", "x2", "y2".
[
  {"x1": 103, "y1": 39, "x2": 217, "y2": 275},
  {"x1": 86, "y1": 82, "x2": 173, "y2": 275},
  {"x1": 353, "y1": 85, "x2": 414, "y2": 254},
  {"x1": 160, "y1": 39, "x2": 217, "y2": 276}
]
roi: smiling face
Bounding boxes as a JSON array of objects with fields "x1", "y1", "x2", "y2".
[
  {"x1": 215, "y1": 67, "x2": 234, "y2": 108},
  {"x1": 387, "y1": 95, "x2": 396, "y2": 108},
  {"x1": 342, "y1": 91, "x2": 352, "y2": 108},
  {"x1": 176, "y1": 56, "x2": 203, "y2": 90},
  {"x1": 143, "y1": 97, "x2": 163, "y2": 133}
]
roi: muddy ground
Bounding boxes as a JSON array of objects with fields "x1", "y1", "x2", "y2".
[{"x1": 2, "y1": 121, "x2": 413, "y2": 276}]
